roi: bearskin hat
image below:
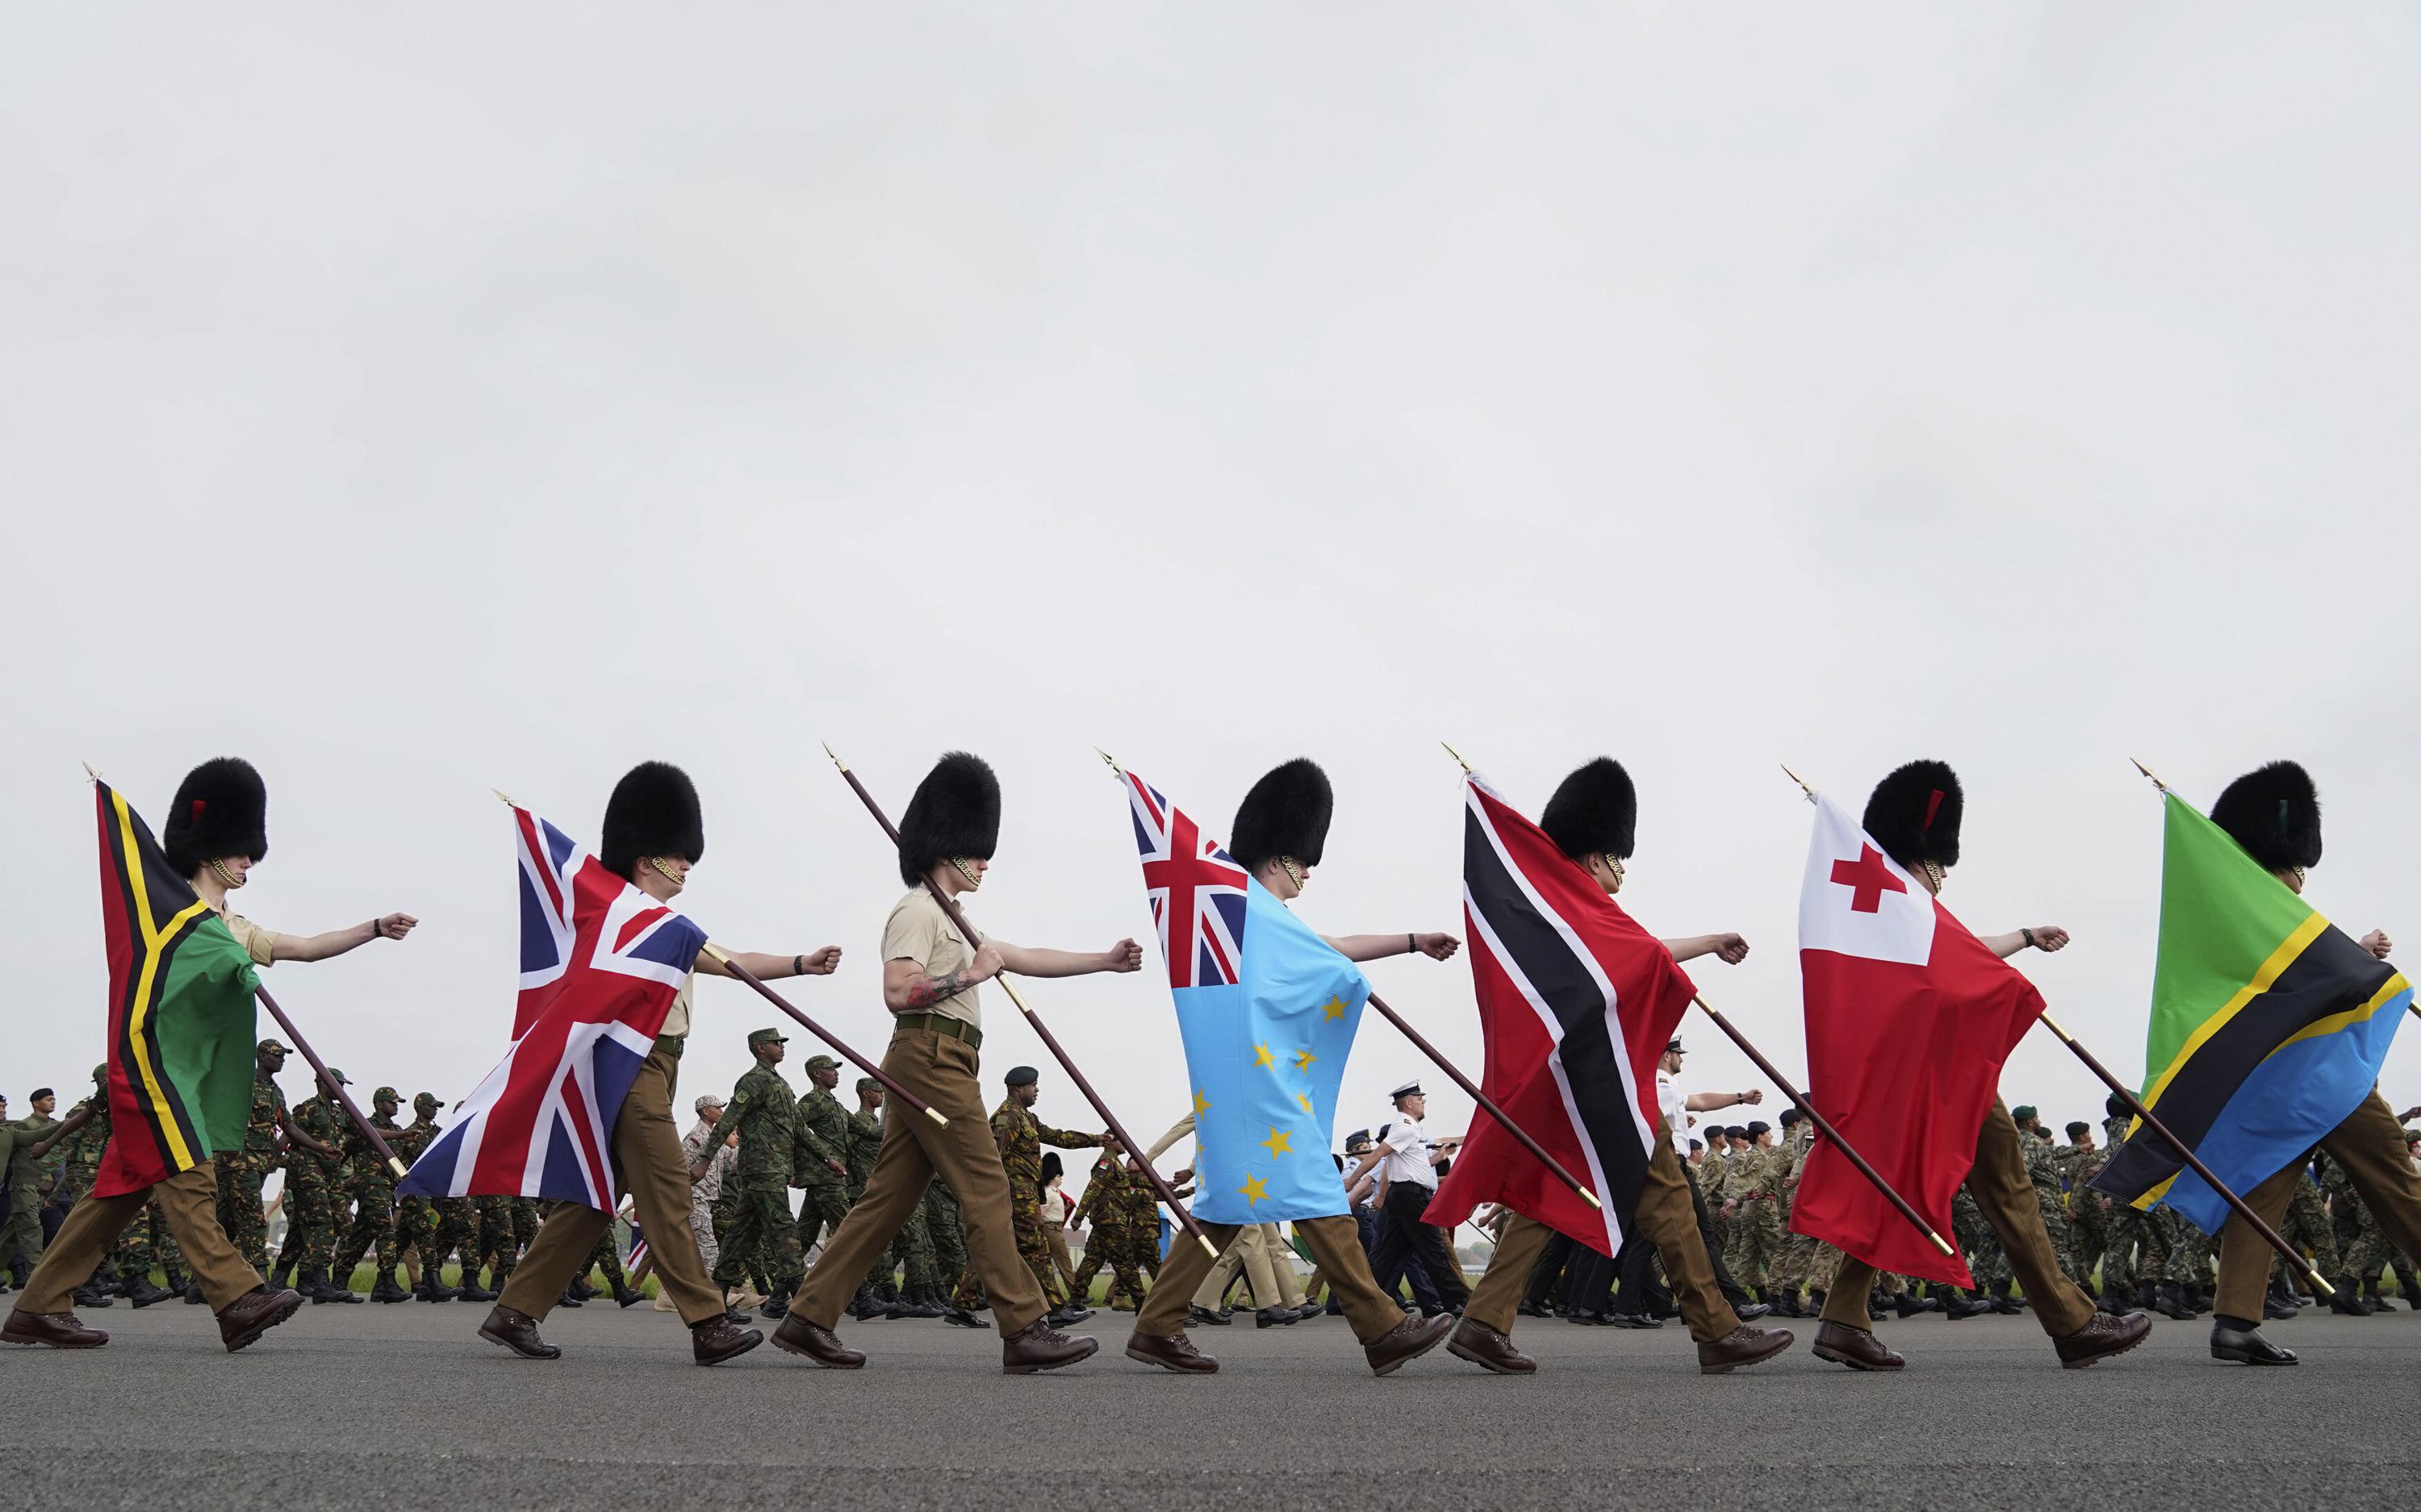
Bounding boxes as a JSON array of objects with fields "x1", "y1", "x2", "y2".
[
  {"x1": 600, "y1": 761, "x2": 705, "y2": 883},
  {"x1": 1540, "y1": 757, "x2": 1637, "y2": 861},
  {"x1": 161, "y1": 757, "x2": 269, "y2": 879},
  {"x1": 1863, "y1": 759, "x2": 1963, "y2": 871},
  {"x1": 1228, "y1": 758, "x2": 1332, "y2": 875},
  {"x1": 897, "y1": 751, "x2": 1000, "y2": 887},
  {"x1": 2209, "y1": 760, "x2": 2321, "y2": 874}
]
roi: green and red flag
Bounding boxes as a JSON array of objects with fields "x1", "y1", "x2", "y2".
[
  {"x1": 92, "y1": 779, "x2": 259, "y2": 1197},
  {"x1": 2090, "y1": 792, "x2": 2410, "y2": 1233}
]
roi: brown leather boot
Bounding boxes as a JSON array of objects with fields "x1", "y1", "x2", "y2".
[
  {"x1": 2054, "y1": 1309, "x2": 2151, "y2": 1369},
  {"x1": 771, "y1": 1312, "x2": 865, "y2": 1368},
  {"x1": 1365, "y1": 1310, "x2": 1455, "y2": 1376},
  {"x1": 1696, "y1": 1325, "x2": 1795, "y2": 1374},
  {"x1": 215, "y1": 1286, "x2": 303, "y2": 1353},
  {"x1": 1445, "y1": 1318, "x2": 1535, "y2": 1375},
  {"x1": 2, "y1": 1309, "x2": 107, "y2": 1348},
  {"x1": 477, "y1": 1303, "x2": 561, "y2": 1360},
  {"x1": 1811, "y1": 1319, "x2": 1905, "y2": 1371},
  {"x1": 691, "y1": 1313, "x2": 763, "y2": 1365},
  {"x1": 1001, "y1": 1316, "x2": 1098, "y2": 1374},
  {"x1": 1123, "y1": 1329, "x2": 1219, "y2": 1374}
]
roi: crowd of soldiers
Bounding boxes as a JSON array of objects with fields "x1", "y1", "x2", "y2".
[
  {"x1": 1502, "y1": 1097, "x2": 2421, "y2": 1327},
  {"x1": 13, "y1": 1025, "x2": 2420, "y2": 1330}
]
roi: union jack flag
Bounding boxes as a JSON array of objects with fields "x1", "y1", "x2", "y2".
[
  {"x1": 1123, "y1": 771, "x2": 1248, "y2": 988},
  {"x1": 399, "y1": 806, "x2": 708, "y2": 1209}
]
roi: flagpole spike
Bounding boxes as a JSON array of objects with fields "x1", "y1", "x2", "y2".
[
  {"x1": 2129, "y1": 757, "x2": 2168, "y2": 793},
  {"x1": 1096, "y1": 747, "x2": 1124, "y2": 779},
  {"x1": 822, "y1": 741, "x2": 848, "y2": 773},
  {"x1": 1779, "y1": 764, "x2": 1817, "y2": 803},
  {"x1": 491, "y1": 788, "x2": 515, "y2": 806},
  {"x1": 82, "y1": 761, "x2": 101, "y2": 784},
  {"x1": 1440, "y1": 741, "x2": 1472, "y2": 774}
]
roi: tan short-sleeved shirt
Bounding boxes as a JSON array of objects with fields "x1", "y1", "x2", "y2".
[
  {"x1": 662, "y1": 973, "x2": 697, "y2": 1038},
  {"x1": 882, "y1": 888, "x2": 980, "y2": 1030},
  {"x1": 218, "y1": 910, "x2": 276, "y2": 967}
]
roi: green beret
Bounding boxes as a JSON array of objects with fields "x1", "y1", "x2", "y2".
[
  {"x1": 2012, "y1": 1105, "x2": 2038, "y2": 1123},
  {"x1": 1005, "y1": 1065, "x2": 1039, "y2": 1087}
]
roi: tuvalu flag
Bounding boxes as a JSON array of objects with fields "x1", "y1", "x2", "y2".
[
  {"x1": 1424, "y1": 772, "x2": 1692, "y2": 1255},
  {"x1": 1119, "y1": 769, "x2": 1370, "y2": 1225},
  {"x1": 1790, "y1": 793, "x2": 2043, "y2": 1289},
  {"x1": 91, "y1": 779, "x2": 261, "y2": 1198},
  {"x1": 2090, "y1": 792, "x2": 2409, "y2": 1233}
]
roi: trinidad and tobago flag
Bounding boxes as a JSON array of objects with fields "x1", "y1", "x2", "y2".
[
  {"x1": 1424, "y1": 773, "x2": 1694, "y2": 1255},
  {"x1": 399, "y1": 804, "x2": 706, "y2": 1210}
]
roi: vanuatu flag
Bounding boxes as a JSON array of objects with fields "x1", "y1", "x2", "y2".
[
  {"x1": 2091, "y1": 792, "x2": 2411, "y2": 1234},
  {"x1": 92, "y1": 779, "x2": 260, "y2": 1198}
]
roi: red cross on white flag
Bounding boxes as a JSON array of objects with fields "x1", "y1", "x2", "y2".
[{"x1": 1797, "y1": 794, "x2": 1934, "y2": 966}]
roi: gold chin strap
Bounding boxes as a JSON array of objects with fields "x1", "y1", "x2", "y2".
[
  {"x1": 207, "y1": 858, "x2": 247, "y2": 889},
  {"x1": 646, "y1": 856, "x2": 686, "y2": 886},
  {"x1": 1277, "y1": 857, "x2": 1307, "y2": 891},
  {"x1": 1921, "y1": 860, "x2": 1946, "y2": 893},
  {"x1": 1604, "y1": 854, "x2": 1625, "y2": 892},
  {"x1": 2289, "y1": 866, "x2": 2309, "y2": 889},
  {"x1": 950, "y1": 856, "x2": 982, "y2": 888}
]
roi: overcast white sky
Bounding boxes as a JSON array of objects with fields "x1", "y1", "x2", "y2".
[{"x1": 9, "y1": 6, "x2": 2419, "y2": 1193}]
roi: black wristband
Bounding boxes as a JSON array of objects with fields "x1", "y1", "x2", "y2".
[
  {"x1": 2022, "y1": 928, "x2": 2038, "y2": 950},
  {"x1": 1407, "y1": 933, "x2": 1415, "y2": 955},
  {"x1": 792, "y1": 954, "x2": 805, "y2": 977},
  {"x1": 370, "y1": 917, "x2": 382, "y2": 940}
]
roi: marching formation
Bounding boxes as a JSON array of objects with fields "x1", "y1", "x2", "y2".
[{"x1": 7, "y1": 744, "x2": 2420, "y2": 1386}]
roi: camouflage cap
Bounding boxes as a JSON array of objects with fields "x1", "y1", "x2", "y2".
[
  {"x1": 322, "y1": 1067, "x2": 351, "y2": 1087},
  {"x1": 804, "y1": 1055, "x2": 840, "y2": 1073},
  {"x1": 2406, "y1": 1126, "x2": 2420, "y2": 1144},
  {"x1": 747, "y1": 1027, "x2": 789, "y2": 1049},
  {"x1": 856, "y1": 1077, "x2": 883, "y2": 1093},
  {"x1": 413, "y1": 1092, "x2": 440, "y2": 1113},
  {"x1": 92, "y1": 1063, "x2": 108, "y2": 1083},
  {"x1": 372, "y1": 1085, "x2": 400, "y2": 1103},
  {"x1": 694, "y1": 1092, "x2": 726, "y2": 1113},
  {"x1": 257, "y1": 1038, "x2": 292, "y2": 1055}
]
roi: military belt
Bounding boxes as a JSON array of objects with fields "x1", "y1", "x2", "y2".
[
  {"x1": 894, "y1": 1013, "x2": 981, "y2": 1050},
  {"x1": 654, "y1": 1034, "x2": 685, "y2": 1059}
]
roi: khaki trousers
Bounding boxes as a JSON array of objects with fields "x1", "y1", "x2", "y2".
[
  {"x1": 1821, "y1": 1096, "x2": 2093, "y2": 1337},
  {"x1": 790, "y1": 1024, "x2": 1047, "y2": 1337},
  {"x1": 1139, "y1": 1215, "x2": 1400, "y2": 1344},
  {"x1": 1192, "y1": 1222, "x2": 1304, "y2": 1310},
  {"x1": 1467, "y1": 1138, "x2": 1742, "y2": 1344},
  {"x1": 12, "y1": 1163, "x2": 258, "y2": 1314},
  {"x1": 498, "y1": 1043, "x2": 723, "y2": 1326},
  {"x1": 2215, "y1": 1088, "x2": 2421, "y2": 1321}
]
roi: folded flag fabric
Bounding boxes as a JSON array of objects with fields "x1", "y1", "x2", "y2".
[
  {"x1": 2090, "y1": 792, "x2": 2410, "y2": 1232},
  {"x1": 1120, "y1": 769, "x2": 1369, "y2": 1224},
  {"x1": 1790, "y1": 793, "x2": 2043, "y2": 1289},
  {"x1": 91, "y1": 780, "x2": 261, "y2": 1199},
  {"x1": 1424, "y1": 772, "x2": 1692, "y2": 1255},
  {"x1": 400, "y1": 804, "x2": 706, "y2": 1209}
]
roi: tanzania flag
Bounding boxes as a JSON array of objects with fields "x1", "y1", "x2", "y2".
[
  {"x1": 92, "y1": 779, "x2": 261, "y2": 1198},
  {"x1": 2091, "y1": 792, "x2": 2411, "y2": 1234}
]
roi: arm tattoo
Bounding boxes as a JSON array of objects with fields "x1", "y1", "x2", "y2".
[{"x1": 902, "y1": 967, "x2": 974, "y2": 1009}]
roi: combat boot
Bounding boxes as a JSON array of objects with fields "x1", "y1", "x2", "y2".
[
  {"x1": 613, "y1": 1280, "x2": 644, "y2": 1309},
  {"x1": 71, "y1": 1284, "x2": 116, "y2": 1309},
  {"x1": 1943, "y1": 1289, "x2": 1992, "y2": 1321},
  {"x1": 123, "y1": 1276, "x2": 173, "y2": 1308},
  {"x1": 556, "y1": 1286, "x2": 584, "y2": 1308},
  {"x1": 370, "y1": 1273, "x2": 412, "y2": 1304},
  {"x1": 893, "y1": 1285, "x2": 944, "y2": 1320},
  {"x1": 182, "y1": 1281, "x2": 207, "y2": 1305},
  {"x1": 759, "y1": 1286, "x2": 792, "y2": 1322},
  {"x1": 847, "y1": 1284, "x2": 885, "y2": 1321},
  {"x1": 2264, "y1": 1276, "x2": 2301, "y2": 1320},
  {"x1": 2095, "y1": 1284, "x2": 2130, "y2": 1317},
  {"x1": 417, "y1": 1272, "x2": 462, "y2": 1303},
  {"x1": 2361, "y1": 1277, "x2": 2389, "y2": 1314},
  {"x1": 2151, "y1": 1281, "x2": 2195, "y2": 1320},
  {"x1": 320, "y1": 1268, "x2": 365, "y2": 1303},
  {"x1": 456, "y1": 1271, "x2": 498, "y2": 1303}
]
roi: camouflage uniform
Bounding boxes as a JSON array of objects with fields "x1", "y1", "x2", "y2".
[
  {"x1": 382, "y1": 1101, "x2": 441, "y2": 1276},
  {"x1": 215, "y1": 1052, "x2": 291, "y2": 1271},
  {"x1": 2018, "y1": 1127, "x2": 2083, "y2": 1289},
  {"x1": 333, "y1": 1093, "x2": 408, "y2": 1289},
  {"x1": 790, "y1": 1064, "x2": 854, "y2": 1259},
  {"x1": 2271, "y1": 1156, "x2": 2342, "y2": 1293},
  {"x1": 953, "y1": 1092, "x2": 1101, "y2": 1310},
  {"x1": 2100, "y1": 1112, "x2": 2164, "y2": 1297},
  {"x1": 1771, "y1": 1121, "x2": 1818, "y2": 1305},
  {"x1": 709, "y1": 1042, "x2": 804, "y2": 1293},
  {"x1": 2161, "y1": 1209, "x2": 2216, "y2": 1292},
  {"x1": 2327, "y1": 1155, "x2": 2393, "y2": 1283},
  {"x1": 922, "y1": 1179, "x2": 967, "y2": 1292},
  {"x1": 284, "y1": 1084, "x2": 350, "y2": 1279},
  {"x1": 2054, "y1": 1140, "x2": 2109, "y2": 1289},
  {"x1": 1952, "y1": 1184, "x2": 2008, "y2": 1290},
  {"x1": 846, "y1": 1088, "x2": 910, "y2": 1299},
  {"x1": 1067, "y1": 1151, "x2": 1152, "y2": 1309},
  {"x1": 463, "y1": 1195, "x2": 521, "y2": 1286},
  {"x1": 1721, "y1": 1141, "x2": 1787, "y2": 1294}
]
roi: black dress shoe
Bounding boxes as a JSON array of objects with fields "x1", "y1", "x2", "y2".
[
  {"x1": 1186, "y1": 1305, "x2": 1231, "y2": 1327},
  {"x1": 2210, "y1": 1318, "x2": 2297, "y2": 1366},
  {"x1": 1734, "y1": 1301, "x2": 1771, "y2": 1322}
]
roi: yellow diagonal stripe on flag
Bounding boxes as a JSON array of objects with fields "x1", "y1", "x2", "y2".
[
  {"x1": 112, "y1": 787, "x2": 210, "y2": 1172},
  {"x1": 2135, "y1": 910, "x2": 2329, "y2": 1120}
]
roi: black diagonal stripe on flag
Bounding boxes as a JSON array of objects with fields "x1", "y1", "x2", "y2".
[{"x1": 1427, "y1": 775, "x2": 1691, "y2": 1257}]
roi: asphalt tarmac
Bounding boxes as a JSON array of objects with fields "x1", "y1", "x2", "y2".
[{"x1": 3, "y1": 1298, "x2": 2415, "y2": 1512}]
